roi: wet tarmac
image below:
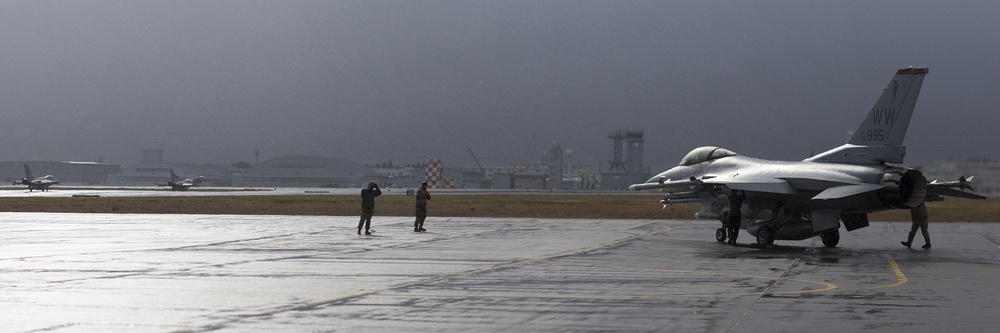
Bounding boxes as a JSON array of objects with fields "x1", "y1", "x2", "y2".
[{"x1": 2, "y1": 213, "x2": 998, "y2": 332}]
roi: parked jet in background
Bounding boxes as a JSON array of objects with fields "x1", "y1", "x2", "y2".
[
  {"x1": 630, "y1": 68, "x2": 985, "y2": 247},
  {"x1": 20, "y1": 164, "x2": 59, "y2": 192},
  {"x1": 158, "y1": 169, "x2": 208, "y2": 191}
]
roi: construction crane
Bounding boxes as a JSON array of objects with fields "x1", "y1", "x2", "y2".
[{"x1": 467, "y1": 148, "x2": 493, "y2": 189}]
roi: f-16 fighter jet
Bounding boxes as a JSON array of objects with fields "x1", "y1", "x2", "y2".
[{"x1": 630, "y1": 68, "x2": 985, "y2": 248}]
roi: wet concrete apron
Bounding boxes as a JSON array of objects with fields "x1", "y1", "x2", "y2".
[{"x1": 1, "y1": 213, "x2": 997, "y2": 332}]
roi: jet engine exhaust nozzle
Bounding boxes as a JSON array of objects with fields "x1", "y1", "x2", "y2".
[{"x1": 879, "y1": 170, "x2": 927, "y2": 209}]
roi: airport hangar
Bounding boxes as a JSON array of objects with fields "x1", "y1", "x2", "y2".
[{"x1": 107, "y1": 154, "x2": 384, "y2": 188}]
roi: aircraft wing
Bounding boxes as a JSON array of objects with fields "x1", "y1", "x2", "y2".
[{"x1": 926, "y1": 187, "x2": 986, "y2": 200}]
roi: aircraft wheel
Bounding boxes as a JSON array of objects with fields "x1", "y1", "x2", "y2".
[
  {"x1": 821, "y1": 230, "x2": 840, "y2": 248},
  {"x1": 756, "y1": 226, "x2": 774, "y2": 248},
  {"x1": 715, "y1": 228, "x2": 727, "y2": 242}
]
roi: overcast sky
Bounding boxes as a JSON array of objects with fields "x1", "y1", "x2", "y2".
[{"x1": 2, "y1": 1, "x2": 998, "y2": 170}]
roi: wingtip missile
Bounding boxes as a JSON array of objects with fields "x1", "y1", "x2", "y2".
[
  {"x1": 930, "y1": 176, "x2": 977, "y2": 192},
  {"x1": 961, "y1": 176, "x2": 976, "y2": 192}
]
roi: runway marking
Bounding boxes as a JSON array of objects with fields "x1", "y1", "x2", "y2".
[
  {"x1": 709, "y1": 250, "x2": 908, "y2": 294},
  {"x1": 175, "y1": 226, "x2": 675, "y2": 332},
  {"x1": 880, "y1": 253, "x2": 908, "y2": 288},
  {"x1": 839, "y1": 253, "x2": 907, "y2": 291}
]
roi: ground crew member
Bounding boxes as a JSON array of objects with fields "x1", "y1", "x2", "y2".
[
  {"x1": 415, "y1": 182, "x2": 431, "y2": 232},
  {"x1": 727, "y1": 189, "x2": 746, "y2": 245},
  {"x1": 358, "y1": 181, "x2": 381, "y2": 235},
  {"x1": 902, "y1": 202, "x2": 931, "y2": 248}
]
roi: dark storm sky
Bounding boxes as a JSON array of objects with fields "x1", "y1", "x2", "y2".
[{"x1": 2, "y1": 1, "x2": 998, "y2": 170}]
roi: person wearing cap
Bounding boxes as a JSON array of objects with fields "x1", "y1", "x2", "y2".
[
  {"x1": 414, "y1": 182, "x2": 431, "y2": 232},
  {"x1": 358, "y1": 181, "x2": 381, "y2": 235}
]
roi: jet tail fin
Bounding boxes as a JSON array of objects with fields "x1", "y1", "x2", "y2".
[
  {"x1": 806, "y1": 67, "x2": 928, "y2": 164},
  {"x1": 23, "y1": 164, "x2": 33, "y2": 179},
  {"x1": 848, "y1": 67, "x2": 927, "y2": 146}
]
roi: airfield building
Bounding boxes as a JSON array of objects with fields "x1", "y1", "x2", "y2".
[
  {"x1": 107, "y1": 150, "x2": 235, "y2": 187},
  {"x1": 231, "y1": 155, "x2": 380, "y2": 188},
  {"x1": 108, "y1": 150, "x2": 381, "y2": 188}
]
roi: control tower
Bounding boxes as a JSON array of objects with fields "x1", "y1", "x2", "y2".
[
  {"x1": 605, "y1": 130, "x2": 645, "y2": 190},
  {"x1": 608, "y1": 131, "x2": 627, "y2": 172},
  {"x1": 624, "y1": 130, "x2": 644, "y2": 185}
]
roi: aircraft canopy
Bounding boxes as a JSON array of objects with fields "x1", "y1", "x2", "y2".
[{"x1": 678, "y1": 146, "x2": 737, "y2": 166}]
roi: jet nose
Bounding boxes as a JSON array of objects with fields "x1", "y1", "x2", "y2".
[{"x1": 646, "y1": 166, "x2": 691, "y2": 183}]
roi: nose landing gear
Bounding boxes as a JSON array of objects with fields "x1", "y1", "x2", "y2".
[{"x1": 716, "y1": 228, "x2": 727, "y2": 242}]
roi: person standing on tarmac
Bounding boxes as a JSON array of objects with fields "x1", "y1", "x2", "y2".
[
  {"x1": 902, "y1": 202, "x2": 931, "y2": 249},
  {"x1": 358, "y1": 181, "x2": 382, "y2": 235},
  {"x1": 727, "y1": 189, "x2": 746, "y2": 245},
  {"x1": 414, "y1": 182, "x2": 431, "y2": 232}
]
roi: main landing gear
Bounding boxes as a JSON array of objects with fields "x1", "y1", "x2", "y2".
[
  {"x1": 743, "y1": 218, "x2": 841, "y2": 248},
  {"x1": 820, "y1": 229, "x2": 840, "y2": 248},
  {"x1": 755, "y1": 226, "x2": 775, "y2": 248},
  {"x1": 716, "y1": 228, "x2": 727, "y2": 243}
]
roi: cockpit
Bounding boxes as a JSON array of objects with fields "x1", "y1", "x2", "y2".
[{"x1": 678, "y1": 146, "x2": 738, "y2": 166}]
